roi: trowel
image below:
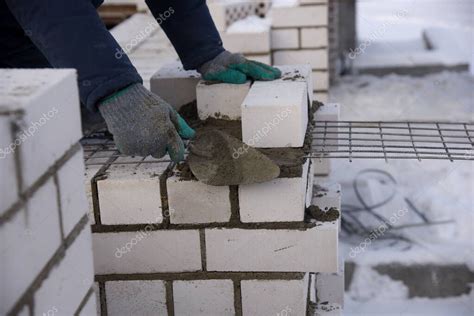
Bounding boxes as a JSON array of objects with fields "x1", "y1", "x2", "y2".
[{"x1": 187, "y1": 130, "x2": 280, "y2": 186}]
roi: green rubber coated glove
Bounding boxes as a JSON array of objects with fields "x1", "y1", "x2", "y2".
[
  {"x1": 99, "y1": 84, "x2": 195, "y2": 162},
  {"x1": 197, "y1": 51, "x2": 281, "y2": 84}
]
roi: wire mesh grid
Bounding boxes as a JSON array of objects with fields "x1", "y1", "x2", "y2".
[{"x1": 311, "y1": 121, "x2": 474, "y2": 161}]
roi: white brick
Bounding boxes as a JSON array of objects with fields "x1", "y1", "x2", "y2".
[
  {"x1": 0, "y1": 115, "x2": 17, "y2": 215},
  {"x1": 196, "y1": 80, "x2": 250, "y2": 120},
  {"x1": 301, "y1": 0, "x2": 327, "y2": 3},
  {"x1": 273, "y1": 49, "x2": 328, "y2": 69},
  {"x1": 0, "y1": 179, "x2": 61, "y2": 315},
  {"x1": 221, "y1": 30, "x2": 270, "y2": 54},
  {"x1": 35, "y1": 227, "x2": 95, "y2": 316},
  {"x1": 245, "y1": 54, "x2": 271, "y2": 64},
  {"x1": 57, "y1": 149, "x2": 88, "y2": 235},
  {"x1": 306, "y1": 159, "x2": 316, "y2": 208},
  {"x1": 276, "y1": 64, "x2": 314, "y2": 105},
  {"x1": 84, "y1": 164, "x2": 101, "y2": 225},
  {"x1": 312, "y1": 182, "x2": 341, "y2": 211},
  {"x1": 92, "y1": 230, "x2": 201, "y2": 274},
  {"x1": 167, "y1": 175, "x2": 231, "y2": 224},
  {"x1": 78, "y1": 292, "x2": 98, "y2": 316},
  {"x1": 270, "y1": 5, "x2": 328, "y2": 28},
  {"x1": 313, "y1": 71, "x2": 329, "y2": 90},
  {"x1": 150, "y1": 62, "x2": 201, "y2": 109},
  {"x1": 97, "y1": 162, "x2": 169, "y2": 225},
  {"x1": 315, "y1": 103, "x2": 339, "y2": 122},
  {"x1": 314, "y1": 92, "x2": 329, "y2": 103},
  {"x1": 105, "y1": 280, "x2": 167, "y2": 316},
  {"x1": 205, "y1": 226, "x2": 338, "y2": 272},
  {"x1": 239, "y1": 159, "x2": 309, "y2": 222},
  {"x1": 0, "y1": 69, "x2": 82, "y2": 190},
  {"x1": 241, "y1": 81, "x2": 308, "y2": 148},
  {"x1": 271, "y1": 29, "x2": 299, "y2": 49},
  {"x1": 208, "y1": 2, "x2": 227, "y2": 31},
  {"x1": 301, "y1": 27, "x2": 328, "y2": 48},
  {"x1": 241, "y1": 275, "x2": 309, "y2": 316},
  {"x1": 313, "y1": 156, "x2": 331, "y2": 176},
  {"x1": 173, "y1": 280, "x2": 234, "y2": 315},
  {"x1": 315, "y1": 270, "x2": 344, "y2": 306}
]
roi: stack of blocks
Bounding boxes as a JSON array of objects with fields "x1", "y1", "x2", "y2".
[
  {"x1": 86, "y1": 63, "x2": 342, "y2": 315},
  {"x1": 0, "y1": 69, "x2": 97, "y2": 315},
  {"x1": 208, "y1": 0, "x2": 330, "y2": 102}
]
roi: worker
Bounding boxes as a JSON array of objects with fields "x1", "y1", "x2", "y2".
[{"x1": 0, "y1": 0, "x2": 281, "y2": 162}]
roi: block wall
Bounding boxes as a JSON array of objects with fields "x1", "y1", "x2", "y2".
[{"x1": 0, "y1": 69, "x2": 97, "y2": 316}]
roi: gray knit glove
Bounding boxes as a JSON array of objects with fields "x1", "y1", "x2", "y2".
[{"x1": 99, "y1": 84, "x2": 195, "y2": 162}]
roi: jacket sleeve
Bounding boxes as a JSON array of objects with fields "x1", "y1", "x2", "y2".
[
  {"x1": 5, "y1": 0, "x2": 142, "y2": 111},
  {"x1": 145, "y1": 0, "x2": 225, "y2": 70}
]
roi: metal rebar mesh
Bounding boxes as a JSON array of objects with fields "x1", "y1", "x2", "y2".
[{"x1": 311, "y1": 121, "x2": 474, "y2": 161}]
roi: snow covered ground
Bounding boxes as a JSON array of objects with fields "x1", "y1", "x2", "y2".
[{"x1": 328, "y1": 71, "x2": 473, "y2": 315}]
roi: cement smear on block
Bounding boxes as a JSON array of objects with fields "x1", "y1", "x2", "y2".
[{"x1": 179, "y1": 100, "x2": 314, "y2": 179}]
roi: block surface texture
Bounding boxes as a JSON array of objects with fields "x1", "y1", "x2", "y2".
[
  {"x1": 197, "y1": 80, "x2": 250, "y2": 120},
  {"x1": 92, "y1": 230, "x2": 201, "y2": 274},
  {"x1": 0, "y1": 69, "x2": 82, "y2": 190},
  {"x1": 241, "y1": 275, "x2": 309, "y2": 316},
  {"x1": 167, "y1": 175, "x2": 231, "y2": 224},
  {"x1": 150, "y1": 61, "x2": 200, "y2": 109},
  {"x1": 105, "y1": 280, "x2": 167, "y2": 315},
  {"x1": 173, "y1": 280, "x2": 235, "y2": 315},
  {"x1": 205, "y1": 226, "x2": 338, "y2": 272},
  {"x1": 270, "y1": 5, "x2": 328, "y2": 27},
  {"x1": 241, "y1": 80, "x2": 308, "y2": 148}
]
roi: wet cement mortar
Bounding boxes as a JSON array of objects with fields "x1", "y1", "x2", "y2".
[
  {"x1": 306, "y1": 205, "x2": 340, "y2": 222},
  {"x1": 176, "y1": 100, "x2": 322, "y2": 181}
]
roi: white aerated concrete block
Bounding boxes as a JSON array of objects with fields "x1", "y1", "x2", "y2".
[
  {"x1": 314, "y1": 103, "x2": 340, "y2": 150},
  {"x1": 245, "y1": 54, "x2": 271, "y2": 65},
  {"x1": 92, "y1": 230, "x2": 201, "y2": 274},
  {"x1": 221, "y1": 30, "x2": 270, "y2": 54},
  {"x1": 34, "y1": 227, "x2": 95, "y2": 316},
  {"x1": 241, "y1": 275, "x2": 309, "y2": 316},
  {"x1": 150, "y1": 62, "x2": 201, "y2": 109},
  {"x1": 316, "y1": 270, "x2": 344, "y2": 307},
  {"x1": 271, "y1": 29, "x2": 299, "y2": 49},
  {"x1": 0, "y1": 69, "x2": 82, "y2": 190},
  {"x1": 312, "y1": 182, "x2": 341, "y2": 211},
  {"x1": 196, "y1": 80, "x2": 251, "y2": 120},
  {"x1": 239, "y1": 159, "x2": 310, "y2": 222},
  {"x1": 0, "y1": 179, "x2": 61, "y2": 315},
  {"x1": 205, "y1": 226, "x2": 338, "y2": 272},
  {"x1": 313, "y1": 156, "x2": 331, "y2": 176},
  {"x1": 306, "y1": 159, "x2": 316, "y2": 208},
  {"x1": 0, "y1": 115, "x2": 17, "y2": 215},
  {"x1": 276, "y1": 64, "x2": 314, "y2": 104},
  {"x1": 273, "y1": 49, "x2": 328, "y2": 69},
  {"x1": 314, "y1": 303, "x2": 342, "y2": 315},
  {"x1": 301, "y1": 28, "x2": 328, "y2": 48},
  {"x1": 57, "y1": 149, "x2": 88, "y2": 235},
  {"x1": 270, "y1": 5, "x2": 328, "y2": 27},
  {"x1": 84, "y1": 164, "x2": 101, "y2": 225},
  {"x1": 208, "y1": 2, "x2": 227, "y2": 31},
  {"x1": 167, "y1": 175, "x2": 231, "y2": 224},
  {"x1": 313, "y1": 71, "x2": 329, "y2": 90},
  {"x1": 97, "y1": 162, "x2": 169, "y2": 225},
  {"x1": 105, "y1": 280, "x2": 167, "y2": 315},
  {"x1": 173, "y1": 280, "x2": 235, "y2": 315},
  {"x1": 241, "y1": 81, "x2": 308, "y2": 148},
  {"x1": 314, "y1": 92, "x2": 329, "y2": 103}
]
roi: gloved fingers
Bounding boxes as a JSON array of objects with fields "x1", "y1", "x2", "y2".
[
  {"x1": 165, "y1": 126, "x2": 186, "y2": 162},
  {"x1": 203, "y1": 68, "x2": 247, "y2": 84},
  {"x1": 248, "y1": 60, "x2": 282, "y2": 78},
  {"x1": 166, "y1": 105, "x2": 196, "y2": 139},
  {"x1": 229, "y1": 61, "x2": 276, "y2": 81}
]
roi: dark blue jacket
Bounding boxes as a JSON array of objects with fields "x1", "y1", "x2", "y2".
[{"x1": 1, "y1": 0, "x2": 224, "y2": 111}]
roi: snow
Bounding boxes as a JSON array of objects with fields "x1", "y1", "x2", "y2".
[
  {"x1": 227, "y1": 16, "x2": 271, "y2": 33},
  {"x1": 328, "y1": 71, "x2": 473, "y2": 269}
]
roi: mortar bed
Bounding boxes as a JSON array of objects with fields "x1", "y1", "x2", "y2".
[{"x1": 176, "y1": 100, "x2": 318, "y2": 181}]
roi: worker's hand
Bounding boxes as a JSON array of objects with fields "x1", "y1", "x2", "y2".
[
  {"x1": 98, "y1": 84, "x2": 195, "y2": 162},
  {"x1": 198, "y1": 51, "x2": 281, "y2": 84}
]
